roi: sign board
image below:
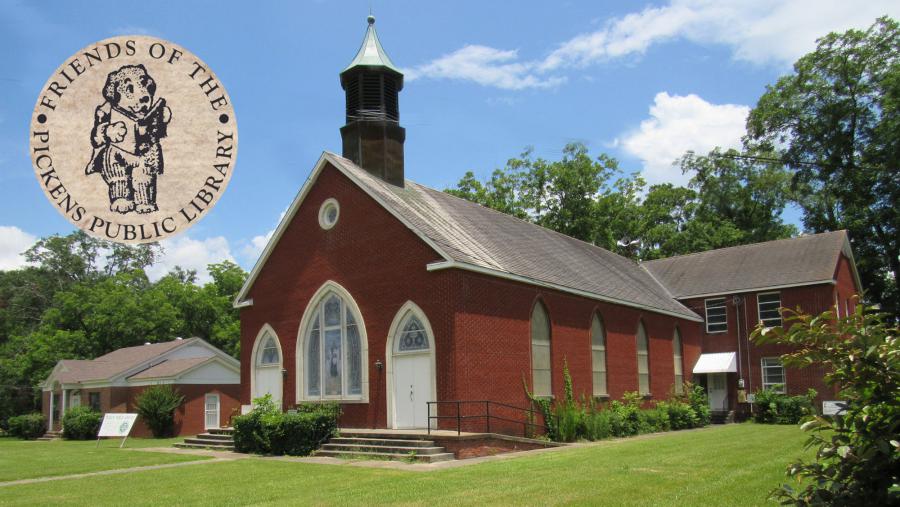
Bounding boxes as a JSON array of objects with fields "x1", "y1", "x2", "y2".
[
  {"x1": 746, "y1": 393, "x2": 756, "y2": 403},
  {"x1": 97, "y1": 413, "x2": 138, "y2": 448},
  {"x1": 822, "y1": 400, "x2": 848, "y2": 416}
]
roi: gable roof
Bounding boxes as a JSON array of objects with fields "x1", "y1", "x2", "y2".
[
  {"x1": 43, "y1": 338, "x2": 238, "y2": 389},
  {"x1": 642, "y1": 230, "x2": 858, "y2": 299},
  {"x1": 128, "y1": 357, "x2": 216, "y2": 380},
  {"x1": 236, "y1": 152, "x2": 701, "y2": 321}
]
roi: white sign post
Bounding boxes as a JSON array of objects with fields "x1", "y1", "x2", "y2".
[{"x1": 96, "y1": 413, "x2": 139, "y2": 448}]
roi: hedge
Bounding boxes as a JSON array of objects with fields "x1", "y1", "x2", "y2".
[
  {"x1": 232, "y1": 395, "x2": 340, "y2": 456},
  {"x1": 8, "y1": 413, "x2": 46, "y2": 440},
  {"x1": 752, "y1": 388, "x2": 817, "y2": 424},
  {"x1": 62, "y1": 406, "x2": 103, "y2": 440}
]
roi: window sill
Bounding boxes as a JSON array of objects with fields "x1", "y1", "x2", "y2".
[
  {"x1": 641, "y1": 393, "x2": 652, "y2": 400},
  {"x1": 298, "y1": 398, "x2": 369, "y2": 405},
  {"x1": 593, "y1": 394, "x2": 610, "y2": 401}
]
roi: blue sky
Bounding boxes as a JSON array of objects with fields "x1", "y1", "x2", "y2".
[{"x1": 1, "y1": 0, "x2": 897, "y2": 280}]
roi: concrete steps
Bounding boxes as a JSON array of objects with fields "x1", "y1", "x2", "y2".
[
  {"x1": 174, "y1": 427, "x2": 234, "y2": 451},
  {"x1": 710, "y1": 410, "x2": 735, "y2": 424},
  {"x1": 37, "y1": 431, "x2": 61, "y2": 441},
  {"x1": 315, "y1": 432, "x2": 454, "y2": 463}
]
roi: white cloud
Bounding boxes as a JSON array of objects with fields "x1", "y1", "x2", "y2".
[
  {"x1": 410, "y1": 0, "x2": 899, "y2": 88},
  {"x1": 405, "y1": 45, "x2": 565, "y2": 90},
  {"x1": 0, "y1": 226, "x2": 37, "y2": 271},
  {"x1": 146, "y1": 235, "x2": 236, "y2": 284},
  {"x1": 238, "y1": 207, "x2": 289, "y2": 267},
  {"x1": 619, "y1": 92, "x2": 749, "y2": 186}
]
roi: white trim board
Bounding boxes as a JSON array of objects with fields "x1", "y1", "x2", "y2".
[{"x1": 672, "y1": 279, "x2": 836, "y2": 300}]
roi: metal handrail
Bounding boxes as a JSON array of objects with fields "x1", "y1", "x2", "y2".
[{"x1": 426, "y1": 400, "x2": 555, "y2": 437}]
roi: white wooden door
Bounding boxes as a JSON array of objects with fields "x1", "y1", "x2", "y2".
[
  {"x1": 254, "y1": 366, "x2": 282, "y2": 408},
  {"x1": 204, "y1": 393, "x2": 220, "y2": 430},
  {"x1": 393, "y1": 354, "x2": 432, "y2": 429},
  {"x1": 708, "y1": 373, "x2": 728, "y2": 411}
]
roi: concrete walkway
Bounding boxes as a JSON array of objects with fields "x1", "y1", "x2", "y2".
[{"x1": 0, "y1": 457, "x2": 234, "y2": 488}]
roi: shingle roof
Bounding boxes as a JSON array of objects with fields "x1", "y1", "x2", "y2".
[
  {"x1": 128, "y1": 357, "x2": 211, "y2": 380},
  {"x1": 47, "y1": 339, "x2": 191, "y2": 385},
  {"x1": 642, "y1": 230, "x2": 850, "y2": 298},
  {"x1": 326, "y1": 153, "x2": 699, "y2": 320}
]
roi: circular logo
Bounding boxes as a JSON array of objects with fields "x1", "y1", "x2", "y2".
[{"x1": 29, "y1": 36, "x2": 238, "y2": 243}]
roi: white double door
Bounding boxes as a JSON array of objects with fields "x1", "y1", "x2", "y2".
[{"x1": 393, "y1": 354, "x2": 433, "y2": 429}]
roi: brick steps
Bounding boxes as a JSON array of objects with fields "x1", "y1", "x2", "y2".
[
  {"x1": 174, "y1": 427, "x2": 234, "y2": 451},
  {"x1": 315, "y1": 432, "x2": 455, "y2": 463}
]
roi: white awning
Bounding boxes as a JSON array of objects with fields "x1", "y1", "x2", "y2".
[{"x1": 692, "y1": 352, "x2": 737, "y2": 374}]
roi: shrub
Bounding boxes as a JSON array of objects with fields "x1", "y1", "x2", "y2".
[
  {"x1": 657, "y1": 400, "x2": 698, "y2": 430},
  {"x1": 232, "y1": 395, "x2": 340, "y2": 456},
  {"x1": 752, "y1": 388, "x2": 816, "y2": 425},
  {"x1": 61, "y1": 406, "x2": 102, "y2": 440},
  {"x1": 583, "y1": 402, "x2": 613, "y2": 440},
  {"x1": 134, "y1": 385, "x2": 184, "y2": 437},
  {"x1": 684, "y1": 383, "x2": 711, "y2": 427},
  {"x1": 753, "y1": 304, "x2": 899, "y2": 505},
  {"x1": 8, "y1": 413, "x2": 45, "y2": 440},
  {"x1": 639, "y1": 406, "x2": 670, "y2": 433}
]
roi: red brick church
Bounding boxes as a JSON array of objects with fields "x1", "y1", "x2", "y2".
[{"x1": 235, "y1": 17, "x2": 861, "y2": 430}]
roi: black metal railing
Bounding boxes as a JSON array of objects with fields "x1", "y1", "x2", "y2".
[{"x1": 426, "y1": 400, "x2": 556, "y2": 437}]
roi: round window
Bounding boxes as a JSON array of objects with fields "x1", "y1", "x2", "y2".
[{"x1": 318, "y1": 198, "x2": 340, "y2": 230}]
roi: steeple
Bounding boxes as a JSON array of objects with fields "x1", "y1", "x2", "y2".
[{"x1": 340, "y1": 15, "x2": 406, "y2": 186}]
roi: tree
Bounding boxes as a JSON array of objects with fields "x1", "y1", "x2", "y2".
[
  {"x1": 752, "y1": 305, "x2": 899, "y2": 505},
  {"x1": 746, "y1": 17, "x2": 900, "y2": 317}
]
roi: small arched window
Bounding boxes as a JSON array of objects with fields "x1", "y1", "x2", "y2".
[
  {"x1": 531, "y1": 301, "x2": 552, "y2": 397},
  {"x1": 591, "y1": 313, "x2": 607, "y2": 396},
  {"x1": 673, "y1": 328, "x2": 684, "y2": 394},
  {"x1": 304, "y1": 292, "x2": 363, "y2": 399},
  {"x1": 258, "y1": 334, "x2": 280, "y2": 366},
  {"x1": 636, "y1": 321, "x2": 650, "y2": 395},
  {"x1": 395, "y1": 315, "x2": 430, "y2": 353}
]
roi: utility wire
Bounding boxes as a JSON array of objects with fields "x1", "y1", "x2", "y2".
[{"x1": 710, "y1": 152, "x2": 881, "y2": 172}]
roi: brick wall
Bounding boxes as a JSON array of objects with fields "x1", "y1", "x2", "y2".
[
  {"x1": 241, "y1": 162, "x2": 703, "y2": 430},
  {"x1": 125, "y1": 384, "x2": 241, "y2": 437}
]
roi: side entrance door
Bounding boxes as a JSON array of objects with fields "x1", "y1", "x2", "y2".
[
  {"x1": 708, "y1": 373, "x2": 728, "y2": 411},
  {"x1": 393, "y1": 354, "x2": 432, "y2": 429},
  {"x1": 205, "y1": 393, "x2": 220, "y2": 430}
]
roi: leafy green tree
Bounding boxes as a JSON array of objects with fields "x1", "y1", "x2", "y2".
[
  {"x1": 746, "y1": 17, "x2": 900, "y2": 317},
  {"x1": 753, "y1": 305, "x2": 899, "y2": 505},
  {"x1": 134, "y1": 385, "x2": 185, "y2": 438}
]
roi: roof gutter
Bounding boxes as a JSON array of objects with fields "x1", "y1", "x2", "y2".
[
  {"x1": 672, "y1": 279, "x2": 836, "y2": 300},
  {"x1": 427, "y1": 260, "x2": 704, "y2": 322}
]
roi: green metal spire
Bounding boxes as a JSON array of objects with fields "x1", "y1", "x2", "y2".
[{"x1": 342, "y1": 15, "x2": 402, "y2": 75}]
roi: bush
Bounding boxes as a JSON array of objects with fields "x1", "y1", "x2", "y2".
[
  {"x1": 657, "y1": 400, "x2": 699, "y2": 430},
  {"x1": 753, "y1": 304, "x2": 899, "y2": 504},
  {"x1": 232, "y1": 395, "x2": 340, "y2": 456},
  {"x1": 639, "y1": 405, "x2": 670, "y2": 433},
  {"x1": 134, "y1": 385, "x2": 184, "y2": 437},
  {"x1": 62, "y1": 406, "x2": 102, "y2": 440},
  {"x1": 8, "y1": 413, "x2": 45, "y2": 440},
  {"x1": 752, "y1": 388, "x2": 816, "y2": 425}
]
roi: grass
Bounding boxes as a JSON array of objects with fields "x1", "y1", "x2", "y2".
[
  {"x1": 0, "y1": 437, "x2": 210, "y2": 482},
  {"x1": 0, "y1": 424, "x2": 810, "y2": 506}
]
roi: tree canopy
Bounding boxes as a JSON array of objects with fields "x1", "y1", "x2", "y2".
[{"x1": 0, "y1": 232, "x2": 246, "y2": 427}]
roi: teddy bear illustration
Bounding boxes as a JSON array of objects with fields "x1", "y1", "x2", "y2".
[{"x1": 85, "y1": 64, "x2": 171, "y2": 214}]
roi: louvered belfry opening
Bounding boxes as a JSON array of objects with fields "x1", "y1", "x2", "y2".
[{"x1": 339, "y1": 16, "x2": 406, "y2": 187}]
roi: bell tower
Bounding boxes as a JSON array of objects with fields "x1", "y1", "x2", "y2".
[{"x1": 340, "y1": 15, "x2": 405, "y2": 186}]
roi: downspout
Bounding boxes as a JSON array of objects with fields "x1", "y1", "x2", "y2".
[{"x1": 743, "y1": 296, "x2": 753, "y2": 394}]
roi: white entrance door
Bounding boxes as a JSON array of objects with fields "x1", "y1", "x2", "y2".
[
  {"x1": 205, "y1": 393, "x2": 220, "y2": 430},
  {"x1": 393, "y1": 354, "x2": 432, "y2": 429},
  {"x1": 254, "y1": 366, "x2": 282, "y2": 408},
  {"x1": 708, "y1": 373, "x2": 728, "y2": 411}
]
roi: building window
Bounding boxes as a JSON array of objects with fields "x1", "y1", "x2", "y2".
[
  {"x1": 591, "y1": 313, "x2": 607, "y2": 396},
  {"x1": 845, "y1": 299, "x2": 850, "y2": 317},
  {"x1": 304, "y1": 292, "x2": 363, "y2": 399},
  {"x1": 395, "y1": 315, "x2": 430, "y2": 353},
  {"x1": 704, "y1": 298, "x2": 727, "y2": 333},
  {"x1": 258, "y1": 334, "x2": 281, "y2": 366},
  {"x1": 761, "y1": 357, "x2": 785, "y2": 392},
  {"x1": 636, "y1": 321, "x2": 650, "y2": 395},
  {"x1": 757, "y1": 292, "x2": 782, "y2": 327},
  {"x1": 318, "y1": 198, "x2": 340, "y2": 230},
  {"x1": 88, "y1": 392, "x2": 101, "y2": 412},
  {"x1": 531, "y1": 301, "x2": 552, "y2": 397},
  {"x1": 673, "y1": 327, "x2": 684, "y2": 394}
]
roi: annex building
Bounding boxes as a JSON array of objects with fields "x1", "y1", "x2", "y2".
[{"x1": 235, "y1": 17, "x2": 861, "y2": 431}]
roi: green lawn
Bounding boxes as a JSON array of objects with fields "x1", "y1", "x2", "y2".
[
  {"x1": 0, "y1": 437, "x2": 210, "y2": 482},
  {"x1": 0, "y1": 424, "x2": 810, "y2": 506}
]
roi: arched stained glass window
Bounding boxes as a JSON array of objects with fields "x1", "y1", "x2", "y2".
[
  {"x1": 673, "y1": 328, "x2": 684, "y2": 394},
  {"x1": 531, "y1": 301, "x2": 552, "y2": 397},
  {"x1": 258, "y1": 335, "x2": 280, "y2": 366},
  {"x1": 636, "y1": 321, "x2": 650, "y2": 395},
  {"x1": 591, "y1": 314, "x2": 607, "y2": 396},
  {"x1": 305, "y1": 293, "x2": 363, "y2": 398},
  {"x1": 395, "y1": 315, "x2": 430, "y2": 353}
]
